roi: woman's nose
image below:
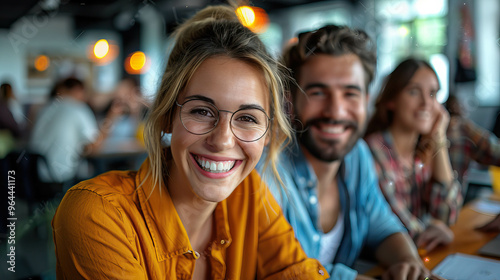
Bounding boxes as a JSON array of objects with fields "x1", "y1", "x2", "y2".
[{"x1": 205, "y1": 114, "x2": 236, "y2": 152}]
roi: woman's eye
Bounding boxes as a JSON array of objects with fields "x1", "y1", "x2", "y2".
[
  {"x1": 237, "y1": 115, "x2": 258, "y2": 124},
  {"x1": 191, "y1": 108, "x2": 214, "y2": 117},
  {"x1": 408, "y1": 88, "x2": 419, "y2": 95}
]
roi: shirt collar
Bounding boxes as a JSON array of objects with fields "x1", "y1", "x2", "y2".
[
  {"x1": 381, "y1": 129, "x2": 395, "y2": 148},
  {"x1": 287, "y1": 141, "x2": 348, "y2": 189},
  {"x1": 287, "y1": 142, "x2": 318, "y2": 190},
  {"x1": 135, "y1": 158, "x2": 231, "y2": 261}
]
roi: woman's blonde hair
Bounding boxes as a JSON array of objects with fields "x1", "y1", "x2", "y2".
[{"x1": 143, "y1": 5, "x2": 292, "y2": 192}]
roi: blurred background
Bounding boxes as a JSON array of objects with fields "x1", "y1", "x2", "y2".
[{"x1": 0, "y1": 0, "x2": 499, "y2": 279}]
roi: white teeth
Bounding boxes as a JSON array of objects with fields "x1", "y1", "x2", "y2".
[
  {"x1": 322, "y1": 126, "x2": 345, "y2": 134},
  {"x1": 195, "y1": 156, "x2": 235, "y2": 173}
]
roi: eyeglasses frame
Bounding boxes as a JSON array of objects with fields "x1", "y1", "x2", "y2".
[{"x1": 175, "y1": 99, "x2": 272, "y2": 142}]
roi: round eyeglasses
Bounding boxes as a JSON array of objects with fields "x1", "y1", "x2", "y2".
[{"x1": 176, "y1": 99, "x2": 271, "y2": 142}]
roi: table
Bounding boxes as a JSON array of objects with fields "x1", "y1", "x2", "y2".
[
  {"x1": 86, "y1": 138, "x2": 147, "y2": 175},
  {"x1": 365, "y1": 194, "x2": 500, "y2": 276}
]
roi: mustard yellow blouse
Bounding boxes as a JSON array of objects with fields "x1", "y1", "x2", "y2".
[{"x1": 52, "y1": 160, "x2": 328, "y2": 279}]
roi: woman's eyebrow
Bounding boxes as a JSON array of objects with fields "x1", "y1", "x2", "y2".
[
  {"x1": 185, "y1": 95, "x2": 267, "y2": 112},
  {"x1": 184, "y1": 95, "x2": 215, "y2": 104},
  {"x1": 239, "y1": 104, "x2": 266, "y2": 111}
]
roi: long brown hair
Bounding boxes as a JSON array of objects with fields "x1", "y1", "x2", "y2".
[{"x1": 365, "y1": 58, "x2": 440, "y2": 162}]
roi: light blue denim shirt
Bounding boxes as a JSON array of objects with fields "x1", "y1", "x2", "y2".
[{"x1": 256, "y1": 139, "x2": 405, "y2": 280}]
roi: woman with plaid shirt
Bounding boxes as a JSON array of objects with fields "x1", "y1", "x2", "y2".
[{"x1": 365, "y1": 58, "x2": 463, "y2": 252}]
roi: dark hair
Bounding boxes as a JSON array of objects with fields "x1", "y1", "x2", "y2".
[
  {"x1": 283, "y1": 24, "x2": 376, "y2": 101},
  {"x1": 444, "y1": 94, "x2": 462, "y2": 117},
  {"x1": 60, "y1": 78, "x2": 84, "y2": 91},
  {"x1": 0, "y1": 83, "x2": 13, "y2": 101},
  {"x1": 48, "y1": 78, "x2": 84, "y2": 100},
  {"x1": 48, "y1": 81, "x2": 61, "y2": 99},
  {"x1": 365, "y1": 58, "x2": 439, "y2": 137}
]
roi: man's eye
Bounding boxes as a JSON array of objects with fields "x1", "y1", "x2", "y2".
[{"x1": 308, "y1": 90, "x2": 324, "y2": 97}]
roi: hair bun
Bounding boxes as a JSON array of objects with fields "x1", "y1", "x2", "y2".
[{"x1": 184, "y1": 5, "x2": 239, "y2": 26}]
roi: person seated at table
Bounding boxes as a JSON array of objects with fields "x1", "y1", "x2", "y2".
[
  {"x1": 257, "y1": 25, "x2": 432, "y2": 280},
  {"x1": 0, "y1": 83, "x2": 23, "y2": 157},
  {"x1": 365, "y1": 58, "x2": 463, "y2": 252},
  {"x1": 52, "y1": 5, "x2": 328, "y2": 279},
  {"x1": 477, "y1": 214, "x2": 500, "y2": 232},
  {"x1": 94, "y1": 77, "x2": 149, "y2": 171},
  {"x1": 29, "y1": 77, "x2": 124, "y2": 183},
  {"x1": 1, "y1": 82, "x2": 26, "y2": 133},
  {"x1": 445, "y1": 94, "x2": 500, "y2": 186},
  {"x1": 99, "y1": 77, "x2": 148, "y2": 142}
]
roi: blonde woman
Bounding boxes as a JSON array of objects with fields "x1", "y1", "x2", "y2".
[
  {"x1": 365, "y1": 58, "x2": 462, "y2": 252},
  {"x1": 52, "y1": 5, "x2": 328, "y2": 280}
]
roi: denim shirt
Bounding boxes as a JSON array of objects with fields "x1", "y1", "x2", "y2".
[{"x1": 257, "y1": 140, "x2": 405, "y2": 280}]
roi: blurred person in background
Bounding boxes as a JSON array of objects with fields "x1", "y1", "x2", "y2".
[
  {"x1": 1, "y1": 82, "x2": 26, "y2": 131},
  {"x1": 476, "y1": 214, "x2": 500, "y2": 232},
  {"x1": 0, "y1": 83, "x2": 23, "y2": 157},
  {"x1": 445, "y1": 94, "x2": 500, "y2": 185},
  {"x1": 258, "y1": 25, "x2": 432, "y2": 280},
  {"x1": 99, "y1": 77, "x2": 149, "y2": 142},
  {"x1": 365, "y1": 58, "x2": 462, "y2": 253},
  {"x1": 445, "y1": 95, "x2": 500, "y2": 233},
  {"x1": 51, "y1": 5, "x2": 328, "y2": 279},
  {"x1": 29, "y1": 77, "x2": 124, "y2": 183},
  {"x1": 93, "y1": 77, "x2": 150, "y2": 171}
]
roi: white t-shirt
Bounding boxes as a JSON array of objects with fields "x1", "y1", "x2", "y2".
[
  {"x1": 318, "y1": 211, "x2": 344, "y2": 265},
  {"x1": 30, "y1": 97, "x2": 98, "y2": 182}
]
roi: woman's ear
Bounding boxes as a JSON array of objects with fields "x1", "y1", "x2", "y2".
[{"x1": 264, "y1": 133, "x2": 271, "y2": 146}]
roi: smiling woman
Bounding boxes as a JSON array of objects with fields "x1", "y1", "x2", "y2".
[
  {"x1": 365, "y1": 58, "x2": 462, "y2": 253},
  {"x1": 51, "y1": 4, "x2": 328, "y2": 280}
]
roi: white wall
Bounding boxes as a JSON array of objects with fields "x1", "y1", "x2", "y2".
[
  {"x1": 0, "y1": 12, "x2": 122, "y2": 103},
  {"x1": 475, "y1": 0, "x2": 500, "y2": 106},
  {"x1": 139, "y1": 5, "x2": 166, "y2": 99}
]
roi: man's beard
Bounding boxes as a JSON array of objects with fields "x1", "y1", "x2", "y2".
[{"x1": 296, "y1": 117, "x2": 363, "y2": 162}]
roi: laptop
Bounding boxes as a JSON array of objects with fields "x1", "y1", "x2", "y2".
[{"x1": 477, "y1": 233, "x2": 500, "y2": 258}]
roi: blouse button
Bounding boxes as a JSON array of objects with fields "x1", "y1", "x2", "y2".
[
  {"x1": 318, "y1": 269, "x2": 325, "y2": 276},
  {"x1": 220, "y1": 240, "x2": 225, "y2": 245},
  {"x1": 309, "y1": 195, "x2": 318, "y2": 205},
  {"x1": 313, "y1": 234, "x2": 320, "y2": 242}
]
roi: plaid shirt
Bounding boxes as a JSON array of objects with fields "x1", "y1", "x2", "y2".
[
  {"x1": 365, "y1": 130, "x2": 462, "y2": 237},
  {"x1": 447, "y1": 116, "x2": 500, "y2": 183}
]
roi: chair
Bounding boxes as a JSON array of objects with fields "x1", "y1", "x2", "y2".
[{"x1": 0, "y1": 150, "x2": 63, "y2": 213}]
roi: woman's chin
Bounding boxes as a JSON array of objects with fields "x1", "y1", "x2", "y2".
[{"x1": 194, "y1": 184, "x2": 234, "y2": 203}]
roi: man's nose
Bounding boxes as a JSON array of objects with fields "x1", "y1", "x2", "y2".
[{"x1": 323, "y1": 93, "x2": 348, "y2": 119}]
